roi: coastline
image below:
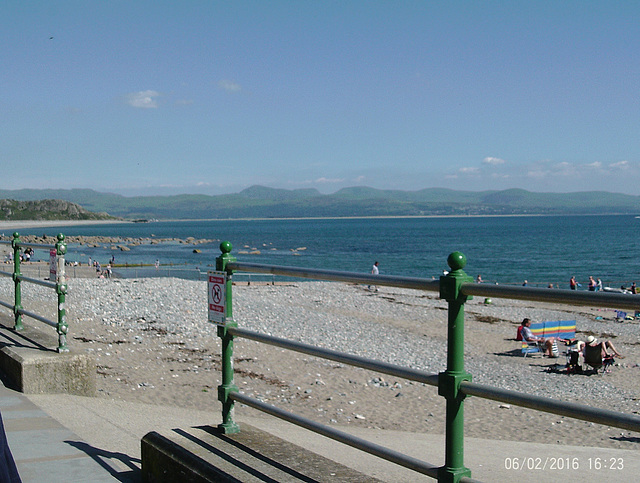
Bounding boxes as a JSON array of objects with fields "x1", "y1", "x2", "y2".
[
  {"x1": 0, "y1": 213, "x2": 627, "y2": 232},
  {"x1": 0, "y1": 220, "x2": 130, "y2": 232}
]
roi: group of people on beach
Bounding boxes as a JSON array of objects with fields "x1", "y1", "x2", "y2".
[
  {"x1": 519, "y1": 317, "x2": 623, "y2": 366},
  {"x1": 571, "y1": 275, "x2": 640, "y2": 294},
  {"x1": 2, "y1": 248, "x2": 33, "y2": 263},
  {"x1": 569, "y1": 275, "x2": 604, "y2": 291}
]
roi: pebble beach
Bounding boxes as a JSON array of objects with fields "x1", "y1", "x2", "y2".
[{"x1": 1, "y1": 268, "x2": 639, "y2": 451}]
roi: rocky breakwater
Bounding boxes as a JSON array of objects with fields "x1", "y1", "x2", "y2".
[{"x1": 0, "y1": 233, "x2": 220, "y2": 252}]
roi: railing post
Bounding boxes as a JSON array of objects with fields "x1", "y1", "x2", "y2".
[
  {"x1": 216, "y1": 241, "x2": 240, "y2": 434},
  {"x1": 438, "y1": 252, "x2": 473, "y2": 482},
  {"x1": 55, "y1": 234, "x2": 69, "y2": 353},
  {"x1": 11, "y1": 232, "x2": 23, "y2": 331}
]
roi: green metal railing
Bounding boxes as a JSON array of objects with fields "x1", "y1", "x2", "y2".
[
  {"x1": 0, "y1": 232, "x2": 69, "y2": 352},
  {"x1": 213, "y1": 241, "x2": 640, "y2": 482}
]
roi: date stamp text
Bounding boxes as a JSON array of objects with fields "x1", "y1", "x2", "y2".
[{"x1": 504, "y1": 457, "x2": 624, "y2": 471}]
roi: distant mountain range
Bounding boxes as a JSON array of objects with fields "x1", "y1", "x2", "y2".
[{"x1": 1, "y1": 186, "x2": 640, "y2": 220}]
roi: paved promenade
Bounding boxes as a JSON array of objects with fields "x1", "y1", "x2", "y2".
[{"x1": 0, "y1": 379, "x2": 637, "y2": 482}]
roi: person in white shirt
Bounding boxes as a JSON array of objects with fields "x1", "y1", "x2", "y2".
[
  {"x1": 520, "y1": 318, "x2": 557, "y2": 357},
  {"x1": 369, "y1": 261, "x2": 379, "y2": 292}
]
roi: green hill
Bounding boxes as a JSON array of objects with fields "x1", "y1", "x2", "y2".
[
  {"x1": 1, "y1": 186, "x2": 640, "y2": 220},
  {"x1": 0, "y1": 199, "x2": 117, "y2": 221}
]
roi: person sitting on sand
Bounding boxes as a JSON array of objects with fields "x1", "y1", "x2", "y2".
[
  {"x1": 520, "y1": 318, "x2": 557, "y2": 357},
  {"x1": 584, "y1": 335, "x2": 623, "y2": 359}
]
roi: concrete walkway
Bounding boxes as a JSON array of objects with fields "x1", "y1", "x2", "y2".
[
  {"x1": 0, "y1": 382, "x2": 130, "y2": 482},
  {"x1": 0, "y1": 382, "x2": 637, "y2": 482}
]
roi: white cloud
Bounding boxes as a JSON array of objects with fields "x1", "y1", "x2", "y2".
[
  {"x1": 526, "y1": 169, "x2": 547, "y2": 179},
  {"x1": 127, "y1": 90, "x2": 160, "y2": 108},
  {"x1": 459, "y1": 166, "x2": 479, "y2": 174},
  {"x1": 483, "y1": 156, "x2": 506, "y2": 165},
  {"x1": 315, "y1": 177, "x2": 345, "y2": 184},
  {"x1": 609, "y1": 160, "x2": 630, "y2": 170},
  {"x1": 586, "y1": 161, "x2": 602, "y2": 169},
  {"x1": 218, "y1": 80, "x2": 241, "y2": 92}
]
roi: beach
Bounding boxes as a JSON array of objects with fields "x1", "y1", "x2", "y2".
[{"x1": 1, "y1": 273, "x2": 639, "y2": 452}]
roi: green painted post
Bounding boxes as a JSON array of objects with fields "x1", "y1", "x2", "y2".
[
  {"x1": 216, "y1": 241, "x2": 240, "y2": 434},
  {"x1": 438, "y1": 252, "x2": 473, "y2": 483},
  {"x1": 55, "y1": 234, "x2": 69, "y2": 353},
  {"x1": 11, "y1": 232, "x2": 23, "y2": 331}
]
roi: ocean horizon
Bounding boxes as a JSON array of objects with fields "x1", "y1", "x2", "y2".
[{"x1": 6, "y1": 214, "x2": 640, "y2": 288}]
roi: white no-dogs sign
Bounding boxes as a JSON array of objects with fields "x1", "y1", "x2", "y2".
[{"x1": 208, "y1": 271, "x2": 226, "y2": 324}]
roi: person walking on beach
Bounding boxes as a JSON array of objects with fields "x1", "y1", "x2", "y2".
[{"x1": 368, "y1": 261, "x2": 379, "y2": 292}]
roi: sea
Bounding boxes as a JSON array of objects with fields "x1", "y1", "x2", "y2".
[{"x1": 9, "y1": 214, "x2": 640, "y2": 288}]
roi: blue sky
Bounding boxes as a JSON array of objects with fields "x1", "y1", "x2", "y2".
[{"x1": 2, "y1": 1, "x2": 639, "y2": 196}]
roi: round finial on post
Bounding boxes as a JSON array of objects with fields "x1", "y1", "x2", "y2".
[
  {"x1": 220, "y1": 241, "x2": 233, "y2": 254},
  {"x1": 56, "y1": 233, "x2": 67, "y2": 255},
  {"x1": 447, "y1": 252, "x2": 467, "y2": 271}
]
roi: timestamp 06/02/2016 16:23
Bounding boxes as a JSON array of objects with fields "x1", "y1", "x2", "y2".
[{"x1": 504, "y1": 456, "x2": 624, "y2": 471}]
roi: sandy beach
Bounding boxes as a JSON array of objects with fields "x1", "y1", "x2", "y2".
[
  {"x1": 1, "y1": 270, "x2": 638, "y2": 454},
  {"x1": 0, "y1": 219, "x2": 128, "y2": 231}
]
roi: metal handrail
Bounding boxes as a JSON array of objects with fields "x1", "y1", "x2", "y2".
[
  {"x1": 229, "y1": 326, "x2": 440, "y2": 386},
  {"x1": 460, "y1": 381, "x2": 640, "y2": 432},
  {"x1": 16, "y1": 307, "x2": 57, "y2": 329},
  {"x1": 228, "y1": 261, "x2": 640, "y2": 311},
  {"x1": 228, "y1": 261, "x2": 440, "y2": 291},
  {"x1": 460, "y1": 283, "x2": 640, "y2": 311},
  {"x1": 229, "y1": 391, "x2": 450, "y2": 480},
  {"x1": 0, "y1": 232, "x2": 69, "y2": 352},
  {"x1": 229, "y1": 326, "x2": 640, "y2": 433},
  {"x1": 15, "y1": 274, "x2": 57, "y2": 289},
  {"x1": 215, "y1": 245, "x2": 640, "y2": 482}
]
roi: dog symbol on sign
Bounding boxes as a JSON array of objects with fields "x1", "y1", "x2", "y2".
[{"x1": 212, "y1": 284, "x2": 222, "y2": 304}]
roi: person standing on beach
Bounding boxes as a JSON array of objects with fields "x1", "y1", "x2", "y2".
[
  {"x1": 570, "y1": 276, "x2": 578, "y2": 290},
  {"x1": 588, "y1": 276, "x2": 596, "y2": 291},
  {"x1": 369, "y1": 261, "x2": 379, "y2": 292}
]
